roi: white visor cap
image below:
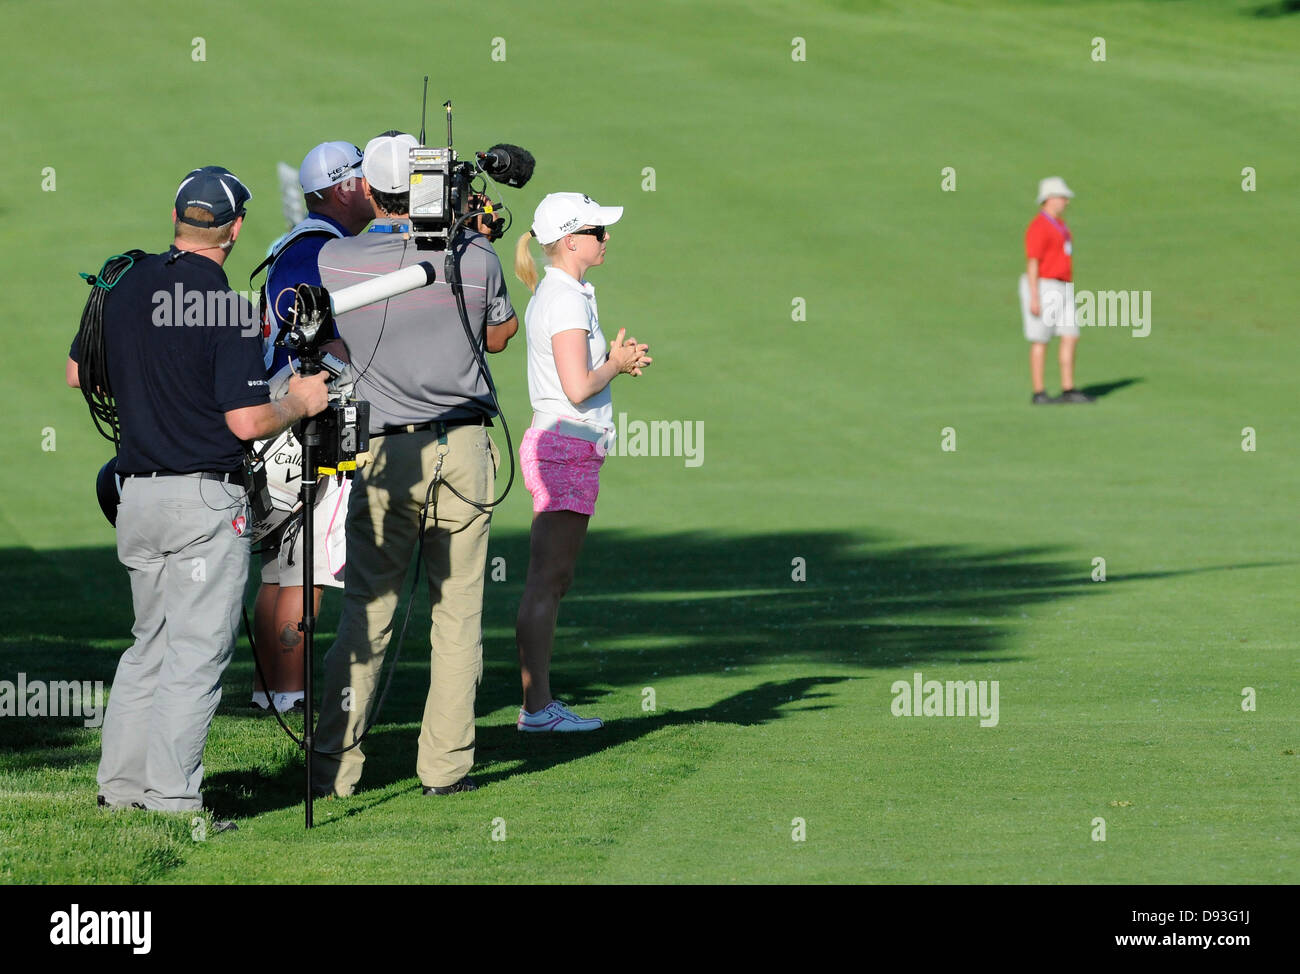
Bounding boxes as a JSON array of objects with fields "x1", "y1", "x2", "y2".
[{"x1": 532, "y1": 192, "x2": 623, "y2": 245}]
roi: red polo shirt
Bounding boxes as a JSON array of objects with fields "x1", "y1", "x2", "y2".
[{"x1": 1025, "y1": 211, "x2": 1072, "y2": 282}]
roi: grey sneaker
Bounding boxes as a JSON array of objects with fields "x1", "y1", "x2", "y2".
[
  {"x1": 517, "y1": 700, "x2": 604, "y2": 732},
  {"x1": 1031, "y1": 391, "x2": 1057, "y2": 405},
  {"x1": 1058, "y1": 388, "x2": 1095, "y2": 403}
]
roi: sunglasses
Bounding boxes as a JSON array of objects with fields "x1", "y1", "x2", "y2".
[{"x1": 570, "y1": 226, "x2": 607, "y2": 242}]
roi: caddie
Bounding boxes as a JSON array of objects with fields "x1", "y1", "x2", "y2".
[{"x1": 250, "y1": 141, "x2": 374, "y2": 714}]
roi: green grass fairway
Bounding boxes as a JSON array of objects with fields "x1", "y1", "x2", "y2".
[{"x1": 1, "y1": 0, "x2": 1296, "y2": 884}]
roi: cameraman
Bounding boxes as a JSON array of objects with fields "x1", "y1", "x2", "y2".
[
  {"x1": 251, "y1": 140, "x2": 373, "y2": 715},
  {"x1": 67, "y1": 166, "x2": 328, "y2": 813},
  {"x1": 312, "y1": 133, "x2": 518, "y2": 797}
]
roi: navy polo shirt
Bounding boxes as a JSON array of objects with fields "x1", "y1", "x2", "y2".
[
  {"x1": 70, "y1": 247, "x2": 270, "y2": 474},
  {"x1": 264, "y1": 212, "x2": 350, "y2": 375}
]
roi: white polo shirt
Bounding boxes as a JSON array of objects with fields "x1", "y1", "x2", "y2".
[{"x1": 524, "y1": 265, "x2": 614, "y2": 434}]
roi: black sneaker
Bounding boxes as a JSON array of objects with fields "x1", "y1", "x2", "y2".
[
  {"x1": 423, "y1": 776, "x2": 478, "y2": 796},
  {"x1": 1058, "y1": 388, "x2": 1095, "y2": 403},
  {"x1": 1031, "y1": 391, "x2": 1057, "y2": 405},
  {"x1": 96, "y1": 794, "x2": 145, "y2": 810},
  {"x1": 211, "y1": 820, "x2": 239, "y2": 834}
]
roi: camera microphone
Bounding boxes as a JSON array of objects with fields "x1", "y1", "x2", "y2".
[{"x1": 477, "y1": 144, "x2": 535, "y2": 188}]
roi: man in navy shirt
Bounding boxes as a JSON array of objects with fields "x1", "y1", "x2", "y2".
[
  {"x1": 67, "y1": 166, "x2": 328, "y2": 815},
  {"x1": 253, "y1": 142, "x2": 373, "y2": 714}
]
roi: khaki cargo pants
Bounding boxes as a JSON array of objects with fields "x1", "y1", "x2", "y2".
[{"x1": 313, "y1": 423, "x2": 497, "y2": 794}]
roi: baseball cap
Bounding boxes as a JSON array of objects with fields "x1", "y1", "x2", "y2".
[
  {"x1": 531, "y1": 192, "x2": 624, "y2": 245},
  {"x1": 300, "y1": 141, "x2": 364, "y2": 194},
  {"x1": 1036, "y1": 176, "x2": 1075, "y2": 205},
  {"x1": 362, "y1": 133, "x2": 419, "y2": 194},
  {"x1": 174, "y1": 166, "x2": 252, "y2": 227}
]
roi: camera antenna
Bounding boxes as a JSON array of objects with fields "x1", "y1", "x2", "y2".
[
  {"x1": 445, "y1": 100, "x2": 453, "y2": 148},
  {"x1": 419, "y1": 75, "x2": 429, "y2": 145}
]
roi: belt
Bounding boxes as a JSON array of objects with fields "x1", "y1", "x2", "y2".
[
  {"x1": 373, "y1": 416, "x2": 492, "y2": 438},
  {"x1": 123, "y1": 470, "x2": 248, "y2": 486},
  {"x1": 530, "y1": 412, "x2": 610, "y2": 445}
]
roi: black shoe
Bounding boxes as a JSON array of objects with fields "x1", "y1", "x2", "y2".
[
  {"x1": 1058, "y1": 388, "x2": 1095, "y2": 403},
  {"x1": 96, "y1": 794, "x2": 145, "y2": 810},
  {"x1": 1031, "y1": 391, "x2": 1057, "y2": 405},
  {"x1": 211, "y1": 820, "x2": 239, "y2": 834},
  {"x1": 423, "y1": 776, "x2": 478, "y2": 796}
]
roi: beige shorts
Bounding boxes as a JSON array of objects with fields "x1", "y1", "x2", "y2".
[
  {"x1": 1020, "y1": 275, "x2": 1079, "y2": 343},
  {"x1": 260, "y1": 476, "x2": 349, "y2": 588}
]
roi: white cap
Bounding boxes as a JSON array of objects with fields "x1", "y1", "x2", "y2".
[
  {"x1": 299, "y1": 141, "x2": 364, "y2": 194},
  {"x1": 362, "y1": 133, "x2": 419, "y2": 195},
  {"x1": 1037, "y1": 176, "x2": 1075, "y2": 205},
  {"x1": 531, "y1": 192, "x2": 624, "y2": 245}
]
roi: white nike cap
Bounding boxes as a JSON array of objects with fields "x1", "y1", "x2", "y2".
[
  {"x1": 362, "y1": 133, "x2": 419, "y2": 195},
  {"x1": 300, "y1": 141, "x2": 364, "y2": 194},
  {"x1": 531, "y1": 192, "x2": 623, "y2": 245},
  {"x1": 1037, "y1": 176, "x2": 1075, "y2": 205}
]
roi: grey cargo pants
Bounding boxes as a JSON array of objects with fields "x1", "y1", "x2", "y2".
[{"x1": 97, "y1": 474, "x2": 250, "y2": 811}]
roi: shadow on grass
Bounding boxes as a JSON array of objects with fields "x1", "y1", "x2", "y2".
[
  {"x1": 1252, "y1": 1, "x2": 1300, "y2": 17},
  {"x1": 200, "y1": 675, "x2": 851, "y2": 821},
  {"x1": 1079, "y1": 377, "x2": 1142, "y2": 399},
  {"x1": 0, "y1": 530, "x2": 1282, "y2": 818}
]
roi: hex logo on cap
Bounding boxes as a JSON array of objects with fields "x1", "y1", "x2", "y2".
[
  {"x1": 300, "y1": 141, "x2": 365, "y2": 195},
  {"x1": 531, "y1": 191, "x2": 625, "y2": 245}
]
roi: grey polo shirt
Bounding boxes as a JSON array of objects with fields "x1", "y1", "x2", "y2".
[{"x1": 318, "y1": 221, "x2": 515, "y2": 431}]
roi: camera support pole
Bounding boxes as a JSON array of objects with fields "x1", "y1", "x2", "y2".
[
  {"x1": 275, "y1": 262, "x2": 439, "y2": 829},
  {"x1": 298, "y1": 413, "x2": 322, "y2": 829}
]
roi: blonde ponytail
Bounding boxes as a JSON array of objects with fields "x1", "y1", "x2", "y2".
[{"x1": 515, "y1": 231, "x2": 540, "y2": 293}]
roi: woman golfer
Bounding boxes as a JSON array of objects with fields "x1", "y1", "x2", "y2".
[{"x1": 512, "y1": 192, "x2": 651, "y2": 731}]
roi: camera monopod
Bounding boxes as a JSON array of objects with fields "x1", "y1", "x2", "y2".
[{"x1": 277, "y1": 260, "x2": 437, "y2": 828}]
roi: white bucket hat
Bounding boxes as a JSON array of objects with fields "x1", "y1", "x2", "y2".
[
  {"x1": 1037, "y1": 176, "x2": 1075, "y2": 205},
  {"x1": 532, "y1": 192, "x2": 623, "y2": 245}
]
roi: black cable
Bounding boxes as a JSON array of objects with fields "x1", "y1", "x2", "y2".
[
  {"x1": 242, "y1": 604, "x2": 303, "y2": 745},
  {"x1": 242, "y1": 549, "x2": 421, "y2": 756},
  {"x1": 75, "y1": 251, "x2": 146, "y2": 448},
  {"x1": 441, "y1": 209, "x2": 516, "y2": 510},
  {"x1": 335, "y1": 237, "x2": 405, "y2": 390}
]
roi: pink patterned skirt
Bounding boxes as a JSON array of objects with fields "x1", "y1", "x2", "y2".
[{"x1": 520, "y1": 427, "x2": 606, "y2": 516}]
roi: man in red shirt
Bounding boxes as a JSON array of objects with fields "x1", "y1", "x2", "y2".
[{"x1": 1018, "y1": 177, "x2": 1093, "y2": 404}]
